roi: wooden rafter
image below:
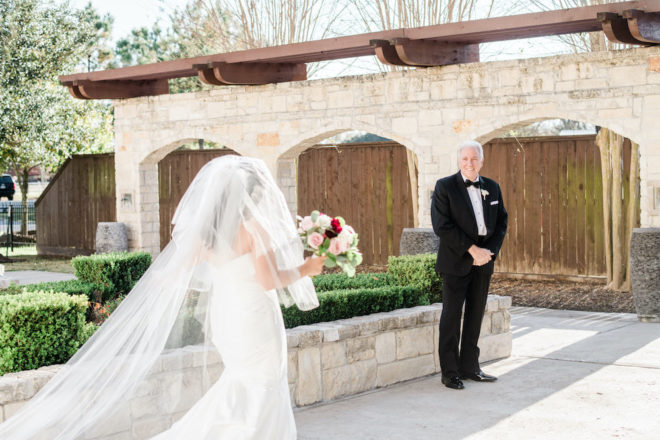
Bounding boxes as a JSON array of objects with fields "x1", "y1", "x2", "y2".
[
  {"x1": 194, "y1": 62, "x2": 306, "y2": 85},
  {"x1": 62, "y1": 79, "x2": 169, "y2": 100},
  {"x1": 624, "y1": 9, "x2": 660, "y2": 43}
]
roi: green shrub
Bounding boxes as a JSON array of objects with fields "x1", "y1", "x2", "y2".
[
  {"x1": 22, "y1": 280, "x2": 108, "y2": 302},
  {"x1": 0, "y1": 291, "x2": 92, "y2": 374},
  {"x1": 282, "y1": 285, "x2": 428, "y2": 328},
  {"x1": 313, "y1": 272, "x2": 390, "y2": 292},
  {"x1": 388, "y1": 253, "x2": 443, "y2": 304},
  {"x1": 72, "y1": 252, "x2": 151, "y2": 299},
  {"x1": 0, "y1": 283, "x2": 23, "y2": 296}
]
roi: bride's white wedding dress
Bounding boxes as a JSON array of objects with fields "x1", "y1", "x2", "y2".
[
  {"x1": 0, "y1": 156, "x2": 318, "y2": 440},
  {"x1": 152, "y1": 254, "x2": 295, "y2": 439}
]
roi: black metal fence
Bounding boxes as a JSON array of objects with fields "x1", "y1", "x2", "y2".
[{"x1": 0, "y1": 201, "x2": 36, "y2": 253}]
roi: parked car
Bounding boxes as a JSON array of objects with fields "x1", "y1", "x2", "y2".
[{"x1": 0, "y1": 175, "x2": 15, "y2": 200}]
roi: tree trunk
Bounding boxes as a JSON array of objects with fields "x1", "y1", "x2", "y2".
[
  {"x1": 597, "y1": 128, "x2": 613, "y2": 284},
  {"x1": 609, "y1": 130, "x2": 624, "y2": 290},
  {"x1": 623, "y1": 141, "x2": 641, "y2": 291}
]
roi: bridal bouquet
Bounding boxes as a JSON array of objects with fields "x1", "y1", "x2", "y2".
[{"x1": 297, "y1": 210, "x2": 362, "y2": 277}]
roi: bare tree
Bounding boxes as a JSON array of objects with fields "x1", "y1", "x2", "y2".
[
  {"x1": 170, "y1": 0, "x2": 349, "y2": 76},
  {"x1": 525, "y1": 0, "x2": 628, "y2": 52}
]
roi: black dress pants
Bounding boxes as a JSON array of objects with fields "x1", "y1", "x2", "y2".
[{"x1": 438, "y1": 261, "x2": 493, "y2": 377}]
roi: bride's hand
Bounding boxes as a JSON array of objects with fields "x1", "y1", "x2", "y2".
[{"x1": 300, "y1": 255, "x2": 327, "y2": 277}]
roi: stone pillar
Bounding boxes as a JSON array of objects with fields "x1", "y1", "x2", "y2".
[
  {"x1": 399, "y1": 228, "x2": 439, "y2": 255},
  {"x1": 95, "y1": 222, "x2": 128, "y2": 254},
  {"x1": 630, "y1": 228, "x2": 660, "y2": 322}
]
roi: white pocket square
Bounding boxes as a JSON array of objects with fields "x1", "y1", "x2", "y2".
[{"x1": 490, "y1": 201, "x2": 499, "y2": 205}]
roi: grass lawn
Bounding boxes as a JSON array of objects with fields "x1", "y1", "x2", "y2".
[{"x1": 2, "y1": 246, "x2": 75, "y2": 273}]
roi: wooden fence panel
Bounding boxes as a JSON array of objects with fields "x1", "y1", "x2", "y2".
[
  {"x1": 481, "y1": 135, "x2": 634, "y2": 278},
  {"x1": 158, "y1": 149, "x2": 238, "y2": 249},
  {"x1": 36, "y1": 154, "x2": 116, "y2": 256},
  {"x1": 297, "y1": 142, "x2": 417, "y2": 266}
]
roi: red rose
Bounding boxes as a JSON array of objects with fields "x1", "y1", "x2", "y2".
[{"x1": 331, "y1": 218, "x2": 342, "y2": 233}]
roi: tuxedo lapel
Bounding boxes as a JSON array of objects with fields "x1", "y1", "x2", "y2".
[
  {"x1": 454, "y1": 172, "x2": 478, "y2": 234},
  {"x1": 479, "y1": 177, "x2": 490, "y2": 227}
]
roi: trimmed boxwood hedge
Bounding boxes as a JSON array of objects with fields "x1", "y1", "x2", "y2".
[
  {"x1": 0, "y1": 291, "x2": 95, "y2": 375},
  {"x1": 72, "y1": 251, "x2": 151, "y2": 300},
  {"x1": 312, "y1": 272, "x2": 391, "y2": 292},
  {"x1": 22, "y1": 280, "x2": 109, "y2": 302},
  {"x1": 282, "y1": 285, "x2": 428, "y2": 328},
  {"x1": 388, "y1": 253, "x2": 442, "y2": 304}
]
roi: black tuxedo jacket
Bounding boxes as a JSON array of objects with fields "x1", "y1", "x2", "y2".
[{"x1": 431, "y1": 172, "x2": 508, "y2": 276}]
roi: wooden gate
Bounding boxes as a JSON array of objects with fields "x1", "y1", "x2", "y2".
[
  {"x1": 297, "y1": 142, "x2": 417, "y2": 266},
  {"x1": 159, "y1": 149, "x2": 238, "y2": 249},
  {"x1": 481, "y1": 135, "x2": 634, "y2": 278},
  {"x1": 36, "y1": 153, "x2": 116, "y2": 256}
]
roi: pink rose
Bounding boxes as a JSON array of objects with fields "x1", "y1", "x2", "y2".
[
  {"x1": 328, "y1": 238, "x2": 346, "y2": 255},
  {"x1": 307, "y1": 232, "x2": 324, "y2": 249},
  {"x1": 300, "y1": 216, "x2": 314, "y2": 231}
]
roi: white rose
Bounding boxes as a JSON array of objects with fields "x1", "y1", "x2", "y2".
[{"x1": 317, "y1": 214, "x2": 332, "y2": 229}]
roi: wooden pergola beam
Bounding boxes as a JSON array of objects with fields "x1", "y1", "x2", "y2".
[
  {"x1": 194, "y1": 62, "x2": 306, "y2": 86},
  {"x1": 62, "y1": 79, "x2": 169, "y2": 100},
  {"x1": 371, "y1": 38, "x2": 478, "y2": 67},
  {"x1": 57, "y1": 1, "x2": 660, "y2": 99},
  {"x1": 599, "y1": 12, "x2": 649, "y2": 44},
  {"x1": 624, "y1": 9, "x2": 660, "y2": 42}
]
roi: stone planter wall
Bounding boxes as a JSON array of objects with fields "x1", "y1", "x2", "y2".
[{"x1": 0, "y1": 296, "x2": 512, "y2": 438}]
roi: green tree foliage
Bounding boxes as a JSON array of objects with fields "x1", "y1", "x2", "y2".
[{"x1": 0, "y1": 0, "x2": 112, "y2": 232}]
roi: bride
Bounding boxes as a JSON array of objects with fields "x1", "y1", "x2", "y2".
[{"x1": 0, "y1": 155, "x2": 325, "y2": 439}]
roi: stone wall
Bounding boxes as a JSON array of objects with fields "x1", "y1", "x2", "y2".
[
  {"x1": 112, "y1": 46, "x2": 660, "y2": 254},
  {"x1": 0, "y1": 296, "x2": 511, "y2": 437}
]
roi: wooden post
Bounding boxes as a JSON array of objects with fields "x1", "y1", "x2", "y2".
[
  {"x1": 610, "y1": 130, "x2": 624, "y2": 290},
  {"x1": 623, "y1": 141, "x2": 641, "y2": 290},
  {"x1": 597, "y1": 128, "x2": 613, "y2": 285}
]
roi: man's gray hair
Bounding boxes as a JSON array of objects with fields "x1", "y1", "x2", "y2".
[{"x1": 457, "y1": 140, "x2": 484, "y2": 161}]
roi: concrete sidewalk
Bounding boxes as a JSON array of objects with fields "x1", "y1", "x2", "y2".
[
  {"x1": 295, "y1": 307, "x2": 660, "y2": 440},
  {"x1": 3, "y1": 271, "x2": 76, "y2": 285}
]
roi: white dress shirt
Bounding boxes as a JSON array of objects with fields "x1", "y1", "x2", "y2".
[{"x1": 461, "y1": 173, "x2": 487, "y2": 236}]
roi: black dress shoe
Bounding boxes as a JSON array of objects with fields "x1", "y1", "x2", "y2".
[
  {"x1": 460, "y1": 370, "x2": 497, "y2": 382},
  {"x1": 441, "y1": 375, "x2": 464, "y2": 390}
]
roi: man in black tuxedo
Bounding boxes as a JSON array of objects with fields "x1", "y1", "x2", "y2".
[{"x1": 431, "y1": 140, "x2": 507, "y2": 390}]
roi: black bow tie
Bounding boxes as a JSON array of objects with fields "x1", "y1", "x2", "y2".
[{"x1": 465, "y1": 179, "x2": 481, "y2": 188}]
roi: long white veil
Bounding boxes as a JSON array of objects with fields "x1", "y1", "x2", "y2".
[{"x1": 0, "y1": 155, "x2": 318, "y2": 440}]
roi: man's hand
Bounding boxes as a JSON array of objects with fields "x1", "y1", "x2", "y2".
[{"x1": 468, "y1": 245, "x2": 494, "y2": 266}]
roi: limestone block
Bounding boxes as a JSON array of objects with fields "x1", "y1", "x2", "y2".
[
  {"x1": 322, "y1": 342, "x2": 347, "y2": 370},
  {"x1": 322, "y1": 359, "x2": 377, "y2": 401},
  {"x1": 286, "y1": 331, "x2": 300, "y2": 349},
  {"x1": 295, "y1": 347, "x2": 322, "y2": 406},
  {"x1": 417, "y1": 306, "x2": 441, "y2": 324},
  {"x1": 289, "y1": 328, "x2": 323, "y2": 348},
  {"x1": 356, "y1": 317, "x2": 381, "y2": 336},
  {"x1": 486, "y1": 295, "x2": 500, "y2": 312},
  {"x1": 433, "y1": 326, "x2": 440, "y2": 373},
  {"x1": 480, "y1": 313, "x2": 492, "y2": 337},
  {"x1": 288, "y1": 350, "x2": 298, "y2": 383},
  {"x1": 0, "y1": 405, "x2": 4, "y2": 423},
  {"x1": 478, "y1": 331, "x2": 512, "y2": 363},
  {"x1": 376, "y1": 354, "x2": 435, "y2": 387},
  {"x1": 396, "y1": 326, "x2": 434, "y2": 360},
  {"x1": 346, "y1": 337, "x2": 376, "y2": 363},
  {"x1": 499, "y1": 296, "x2": 512, "y2": 309},
  {"x1": 491, "y1": 311, "x2": 506, "y2": 334},
  {"x1": 375, "y1": 332, "x2": 396, "y2": 364},
  {"x1": 131, "y1": 415, "x2": 172, "y2": 439},
  {"x1": 609, "y1": 65, "x2": 647, "y2": 87}
]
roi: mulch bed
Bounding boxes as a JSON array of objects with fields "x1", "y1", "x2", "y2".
[
  {"x1": 489, "y1": 277, "x2": 635, "y2": 314},
  {"x1": 347, "y1": 265, "x2": 635, "y2": 314}
]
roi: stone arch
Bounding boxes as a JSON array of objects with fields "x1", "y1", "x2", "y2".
[
  {"x1": 135, "y1": 136, "x2": 243, "y2": 253},
  {"x1": 467, "y1": 116, "x2": 640, "y2": 279},
  {"x1": 277, "y1": 125, "x2": 420, "y2": 265}
]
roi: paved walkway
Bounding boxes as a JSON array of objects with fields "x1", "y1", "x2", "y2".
[
  {"x1": 295, "y1": 307, "x2": 660, "y2": 440},
  {"x1": 3, "y1": 271, "x2": 76, "y2": 285}
]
